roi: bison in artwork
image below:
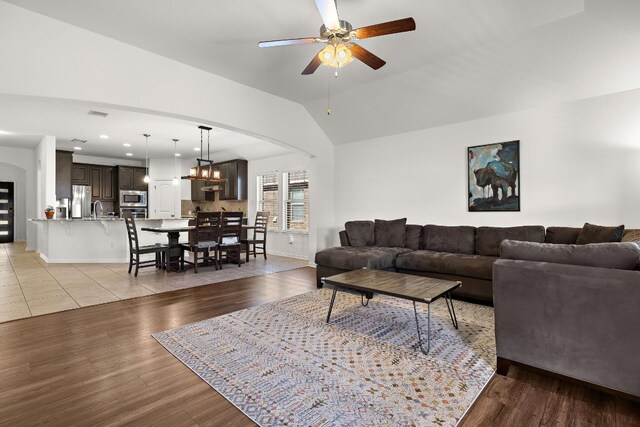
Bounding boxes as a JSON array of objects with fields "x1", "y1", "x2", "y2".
[{"x1": 474, "y1": 160, "x2": 517, "y2": 201}]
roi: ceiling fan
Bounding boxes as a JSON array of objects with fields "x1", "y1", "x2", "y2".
[{"x1": 258, "y1": 0, "x2": 416, "y2": 75}]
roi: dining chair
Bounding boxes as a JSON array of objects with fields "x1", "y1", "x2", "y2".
[
  {"x1": 180, "y1": 211, "x2": 221, "y2": 273},
  {"x1": 123, "y1": 211, "x2": 168, "y2": 277},
  {"x1": 241, "y1": 211, "x2": 269, "y2": 262},
  {"x1": 218, "y1": 211, "x2": 244, "y2": 268}
]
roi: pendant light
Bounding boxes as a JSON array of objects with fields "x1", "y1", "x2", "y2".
[
  {"x1": 172, "y1": 138, "x2": 180, "y2": 186},
  {"x1": 181, "y1": 125, "x2": 224, "y2": 183},
  {"x1": 143, "y1": 133, "x2": 151, "y2": 183}
]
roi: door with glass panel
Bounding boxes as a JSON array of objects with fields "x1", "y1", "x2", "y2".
[{"x1": 0, "y1": 182, "x2": 14, "y2": 243}]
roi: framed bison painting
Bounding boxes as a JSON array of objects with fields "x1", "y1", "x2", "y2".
[{"x1": 468, "y1": 140, "x2": 520, "y2": 211}]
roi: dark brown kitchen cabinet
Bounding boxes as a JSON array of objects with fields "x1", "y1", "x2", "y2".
[
  {"x1": 55, "y1": 150, "x2": 73, "y2": 199},
  {"x1": 133, "y1": 168, "x2": 147, "y2": 190},
  {"x1": 118, "y1": 166, "x2": 133, "y2": 190},
  {"x1": 117, "y1": 166, "x2": 148, "y2": 191},
  {"x1": 72, "y1": 163, "x2": 115, "y2": 201},
  {"x1": 71, "y1": 163, "x2": 89, "y2": 186},
  {"x1": 217, "y1": 159, "x2": 247, "y2": 200},
  {"x1": 102, "y1": 167, "x2": 115, "y2": 200},
  {"x1": 89, "y1": 167, "x2": 102, "y2": 199}
]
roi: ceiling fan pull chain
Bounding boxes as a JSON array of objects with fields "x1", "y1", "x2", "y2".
[{"x1": 327, "y1": 69, "x2": 331, "y2": 115}]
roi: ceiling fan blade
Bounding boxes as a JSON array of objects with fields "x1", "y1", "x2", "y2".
[
  {"x1": 301, "y1": 54, "x2": 323, "y2": 75},
  {"x1": 314, "y1": 0, "x2": 341, "y2": 30},
  {"x1": 258, "y1": 37, "x2": 320, "y2": 48},
  {"x1": 354, "y1": 17, "x2": 416, "y2": 39},
  {"x1": 349, "y1": 44, "x2": 386, "y2": 70}
]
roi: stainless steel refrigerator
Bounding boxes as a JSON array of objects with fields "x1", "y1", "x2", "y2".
[{"x1": 71, "y1": 185, "x2": 92, "y2": 218}]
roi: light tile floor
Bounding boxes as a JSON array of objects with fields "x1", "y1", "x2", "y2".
[{"x1": 0, "y1": 242, "x2": 309, "y2": 323}]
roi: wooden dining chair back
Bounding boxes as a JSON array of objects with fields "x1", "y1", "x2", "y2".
[
  {"x1": 180, "y1": 211, "x2": 221, "y2": 273},
  {"x1": 218, "y1": 211, "x2": 244, "y2": 268},
  {"x1": 241, "y1": 211, "x2": 269, "y2": 262},
  {"x1": 123, "y1": 211, "x2": 168, "y2": 277}
]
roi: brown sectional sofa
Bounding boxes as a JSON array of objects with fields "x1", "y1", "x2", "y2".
[{"x1": 315, "y1": 219, "x2": 637, "y2": 305}]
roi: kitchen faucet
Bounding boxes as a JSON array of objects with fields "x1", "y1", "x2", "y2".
[{"x1": 93, "y1": 200, "x2": 103, "y2": 219}]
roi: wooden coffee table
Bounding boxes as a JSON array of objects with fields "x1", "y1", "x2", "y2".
[{"x1": 321, "y1": 269, "x2": 462, "y2": 355}]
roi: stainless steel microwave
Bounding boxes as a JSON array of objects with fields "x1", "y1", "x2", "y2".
[{"x1": 119, "y1": 190, "x2": 147, "y2": 207}]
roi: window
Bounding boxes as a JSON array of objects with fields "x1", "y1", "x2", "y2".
[
  {"x1": 257, "y1": 172, "x2": 279, "y2": 230},
  {"x1": 257, "y1": 169, "x2": 309, "y2": 233},
  {"x1": 283, "y1": 170, "x2": 309, "y2": 232}
]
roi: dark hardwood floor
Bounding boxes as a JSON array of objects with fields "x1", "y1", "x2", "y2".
[{"x1": 0, "y1": 266, "x2": 638, "y2": 426}]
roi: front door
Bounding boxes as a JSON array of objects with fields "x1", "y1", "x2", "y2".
[{"x1": 0, "y1": 182, "x2": 14, "y2": 244}]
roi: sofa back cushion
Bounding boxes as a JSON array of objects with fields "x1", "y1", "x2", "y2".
[
  {"x1": 421, "y1": 225, "x2": 476, "y2": 254},
  {"x1": 500, "y1": 240, "x2": 640, "y2": 270},
  {"x1": 374, "y1": 218, "x2": 407, "y2": 247},
  {"x1": 576, "y1": 222, "x2": 625, "y2": 245},
  {"x1": 345, "y1": 220, "x2": 375, "y2": 247},
  {"x1": 476, "y1": 225, "x2": 545, "y2": 256},
  {"x1": 545, "y1": 227, "x2": 581, "y2": 244},
  {"x1": 405, "y1": 224, "x2": 422, "y2": 250}
]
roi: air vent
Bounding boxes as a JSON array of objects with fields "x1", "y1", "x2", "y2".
[
  {"x1": 70, "y1": 138, "x2": 87, "y2": 144},
  {"x1": 87, "y1": 110, "x2": 109, "y2": 117}
]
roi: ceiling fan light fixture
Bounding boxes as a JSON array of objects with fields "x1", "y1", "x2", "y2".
[{"x1": 319, "y1": 43, "x2": 352, "y2": 68}]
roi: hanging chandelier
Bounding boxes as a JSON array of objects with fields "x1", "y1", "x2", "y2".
[{"x1": 182, "y1": 125, "x2": 224, "y2": 182}]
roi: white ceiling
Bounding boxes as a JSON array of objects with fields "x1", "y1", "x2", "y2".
[
  {"x1": 3, "y1": 0, "x2": 640, "y2": 147},
  {"x1": 0, "y1": 95, "x2": 292, "y2": 162}
]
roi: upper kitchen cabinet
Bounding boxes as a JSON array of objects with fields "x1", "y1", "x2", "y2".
[
  {"x1": 217, "y1": 159, "x2": 247, "y2": 200},
  {"x1": 73, "y1": 163, "x2": 115, "y2": 201},
  {"x1": 71, "y1": 163, "x2": 90, "y2": 186},
  {"x1": 55, "y1": 150, "x2": 73, "y2": 199},
  {"x1": 133, "y1": 168, "x2": 147, "y2": 191},
  {"x1": 90, "y1": 166, "x2": 115, "y2": 201},
  {"x1": 117, "y1": 166, "x2": 148, "y2": 191}
]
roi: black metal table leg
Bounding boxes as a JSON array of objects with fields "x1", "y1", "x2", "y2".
[
  {"x1": 326, "y1": 287, "x2": 338, "y2": 323},
  {"x1": 413, "y1": 301, "x2": 431, "y2": 355},
  {"x1": 444, "y1": 292, "x2": 459, "y2": 329}
]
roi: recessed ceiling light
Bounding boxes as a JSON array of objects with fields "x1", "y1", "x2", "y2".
[
  {"x1": 73, "y1": 146, "x2": 82, "y2": 150},
  {"x1": 99, "y1": 134, "x2": 109, "y2": 139},
  {"x1": 0, "y1": 130, "x2": 10, "y2": 135},
  {"x1": 174, "y1": 153, "x2": 181, "y2": 157},
  {"x1": 126, "y1": 153, "x2": 133, "y2": 156},
  {"x1": 194, "y1": 147, "x2": 200, "y2": 151},
  {"x1": 123, "y1": 143, "x2": 131, "y2": 147}
]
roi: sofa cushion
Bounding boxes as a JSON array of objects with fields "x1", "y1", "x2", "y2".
[
  {"x1": 545, "y1": 227, "x2": 581, "y2": 244},
  {"x1": 576, "y1": 222, "x2": 624, "y2": 245},
  {"x1": 345, "y1": 221, "x2": 375, "y2": 247},
  {"x1": 395, "y1": 250, "x2": 497, "y2": 280},
  {"x1": 374, "y1": 218, "x2": 407, "y2": 247},
  {"x1": 500, "y1": 240, "x2": 640, "y2": 270},
  {"x1": 315, "y1": 246, "x2": 412, "y2": 270},
  {"x1": 476, "y1": 226, "x2": 545, "y2": 257},
  {"x1": 422, "y1": 225, "x2": 475, "y2": 254},
  {"x1": 405, "y1": 224, "x2": 422, "y2": 250}
]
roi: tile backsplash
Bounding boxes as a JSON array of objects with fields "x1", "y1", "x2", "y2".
[{"x1": 181, "y1": 199, "x2": 248, "y2": 217}]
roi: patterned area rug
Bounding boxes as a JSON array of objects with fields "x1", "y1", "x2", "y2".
[{"x1": 153, "y1": 289, "x2": 495, "y2": 426}]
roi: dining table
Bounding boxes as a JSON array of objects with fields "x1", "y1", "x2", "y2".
[{"x1": 141, "y1": 225, "x2": 195, "y2": 271}]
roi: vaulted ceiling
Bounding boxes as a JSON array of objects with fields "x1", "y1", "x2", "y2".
[{"x1": 4, "y1": 0, "x2": 640, "y2": 147}]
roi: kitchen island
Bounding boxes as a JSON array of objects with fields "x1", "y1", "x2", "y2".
[{"x1": 30, "y1": 218, "x2": 190, "y2": 263}]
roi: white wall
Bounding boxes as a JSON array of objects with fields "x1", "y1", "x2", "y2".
[
  {"x1": 335, "y1": 89, "x2": 640, "y2": 230},
  {"x1": 34, "y1": 136, "x2": 56, "y2": 252},
  {"x1": 248, "y1": 153, "x2": 312, "y2": 259},
  {"x1": 0, "y1": 146, "x2": 35, "y2": 243}
]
